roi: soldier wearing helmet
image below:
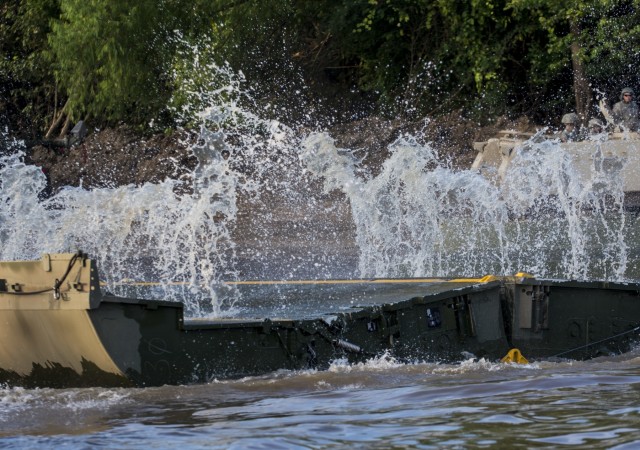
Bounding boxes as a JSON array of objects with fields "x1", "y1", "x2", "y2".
[
  {"x1": 559, "y1": 112, "x2": 580, "y2": 142},
  {"x1": 587, "y1": 118, "x2": 607, "y2": 141},
  {"x1": 612, "y1": 87, "x2": 639, "y2": 131},
  {"x1": 588, "y1": 118, "x2": 605, "y2": 134}
]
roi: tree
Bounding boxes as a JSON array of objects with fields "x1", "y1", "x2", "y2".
[
  {"x1": 505, "y1": 0, "x2": 638, "y2": 123},
  {"x1": 0, "y1": 0, "x2": 60, "y2": 133},
  {"x1": 581, "y1": 1, "x2": 640, "y2": 105},
  {"x1": 6, "y1": 0, "x2": 640, "y2": 137},
  {"x1": 47, "y1": 0, "x2": 214, "y2": 135},
  {"x1": 319, "y1": 0, "x2": 520, "y2": 118}
]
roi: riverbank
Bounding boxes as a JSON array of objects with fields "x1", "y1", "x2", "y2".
[{"x1": 25, "y1": 114, "x2": 535, "y2": 192}]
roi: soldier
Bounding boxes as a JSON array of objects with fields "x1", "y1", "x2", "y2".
[
  {"x1": 588, "y1": 118, "x2": 605, "y2": 134},
  {"x1": 612, "y1": 87, "x2": 639, "y2": 131},
  {"x1": 559, "y1": 113, "x2": 581, "y2": 142},
  {"x1": 587, "y1": 118, "x2": 607, "y2": 141}
]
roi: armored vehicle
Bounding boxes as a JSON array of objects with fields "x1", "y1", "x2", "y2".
[
  {"x1": 1, "y1": 252, "x2": 639, "y2": 388},
  {"x1": 471, "y1": 130, "x2": 640, "y2": 207}
]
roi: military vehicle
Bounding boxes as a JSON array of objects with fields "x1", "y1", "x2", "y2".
[
  {"x1": 471, "y1": 130, "x2": 640, "y2": 207},
  {"x1": 1, "y1": 252, "x2": 639, "y2": 388}
]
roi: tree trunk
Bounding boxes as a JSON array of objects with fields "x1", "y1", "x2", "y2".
[
  {"x1": 58, "y1": 114, "x2": 72, "y2": 138},
  {"x1": 570, "y1": 20, "x2": 591, "y2": 124},
  {"x1": 45, "y1": 99, "x2": 69, "y2": 139}
]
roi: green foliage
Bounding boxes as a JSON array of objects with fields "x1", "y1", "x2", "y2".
[
  {"x1": 169, "y1": 37, "x2": 248, "y2": 128},
  {"x1": 48, "y1": 0, "x2": 180, "y2": 123},
  {"x1": 0, "y1": 0, "x2": 60, "y2": 130},
  {"x1": 319, "y1": 0, "x2": 518, "y2": 117},
  {"x1": 503, "y1": 0, "x2": 640, "y2": 119},
  {"x1": 582, "y1": 1, "x2": 640, "y2": 94},
  {"x1": 5, "y1": 0, "x2": 640, "y2": 133},
  {"x1": 203, "y1": 0, "x2": 323, "y2": 125}
]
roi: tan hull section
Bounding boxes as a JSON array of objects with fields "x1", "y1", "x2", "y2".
[
  {"x1": 0, "y1": 309, "x2": 124, "y2": 378},
  {"x1": 0, "y1": 253, "x2": 130, "y2": 386}
]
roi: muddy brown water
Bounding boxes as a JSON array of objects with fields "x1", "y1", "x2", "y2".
[{"x1": 2, "y1": 352, "x2": 640, "y2": 448}]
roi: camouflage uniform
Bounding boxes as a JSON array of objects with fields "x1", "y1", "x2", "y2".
[
  {"x1": 587, "y1": 118, "x2": 607, "y2": 141},
  {"x1": 559, "y1": 113, "x2": 581, "y2": 142},
  {"x1": 588, "y1": 118, "x2": 605, "y2": 134},
  {"x1": 612, "y1": 87, "x2": 639, "y2": 131}
]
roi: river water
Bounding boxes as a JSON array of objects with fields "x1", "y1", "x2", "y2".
[
  {"x1": 2, "y1": 353, "x2": 640, "y2": 448},
  {"x1": 3, "y1": 74, "x2": 640, "y2": 446}
]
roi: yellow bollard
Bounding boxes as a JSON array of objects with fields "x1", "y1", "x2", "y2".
[{"x1": 501, "y1": 348, "x2": 529, "y2": 364}]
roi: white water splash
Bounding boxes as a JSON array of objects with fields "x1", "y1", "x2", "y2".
[
  {"x1": 0, "y1": 67, "x2": 301, "y2": 316},
  {"x1": 301, "y1": 132, "x2": 631, "y2": 280},
  {"x1": 0, "y1": 63, "x2": 637, "y2": 319},
  {"x1": 501, "y1": 139, "x2": 628, "y2": 280},
  {"x1": 0, "y1": 147, "x2": 238, "y2": 316},
  {"x1": 327, "y1": 351, "x2": 404, "y2": 373}
]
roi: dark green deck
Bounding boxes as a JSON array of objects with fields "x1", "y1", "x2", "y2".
[{"x1": 190, "y1": 278, "x2": 490, "y2": 321}]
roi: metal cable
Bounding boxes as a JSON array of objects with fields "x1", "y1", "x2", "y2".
[
  {"x1": 2, "y1": 250, "x2": 84, "y2": 297},
  {"x1": 551, "y1": 325, "x2": 640, "y2": 358}
]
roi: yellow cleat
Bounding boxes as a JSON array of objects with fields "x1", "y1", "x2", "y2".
[{"x1": 501, "y1": 348, "x2": 529, "y2": 364}]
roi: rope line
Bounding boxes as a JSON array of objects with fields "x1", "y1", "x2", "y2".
[{"x1": 551, "y1": 325, "x2": 640, "y2": 358}]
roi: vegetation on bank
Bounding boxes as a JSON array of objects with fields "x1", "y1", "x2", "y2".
[{"x1": 2, "y1": 0, "x2": 640, "y2": 139}]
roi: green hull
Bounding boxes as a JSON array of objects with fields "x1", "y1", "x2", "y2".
[{"x1": 0, "y1": 253, "x2": 638, "y2": 388}]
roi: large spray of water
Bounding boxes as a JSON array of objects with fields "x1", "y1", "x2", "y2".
[
  {"x1": 0, "y1": 67, "x2": 305, "y2": 316},
  {"x1": 1, "y1": 67, "x2": 638, "y2": 317},
  {"x1": 301, "y1": 131, "x2": 633, "y2": 281}
]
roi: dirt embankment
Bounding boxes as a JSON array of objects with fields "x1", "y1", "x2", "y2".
[
  {"x1": 27, "y1": 128, "x2": 198, "y2": 192},
  {"x1": 26, "y1": 114, "x2": 535, "y2": 191}
]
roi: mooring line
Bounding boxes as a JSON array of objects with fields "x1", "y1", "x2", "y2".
[{"x1": 551, "y1": 325, "x2": 640, "y2": 358}]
